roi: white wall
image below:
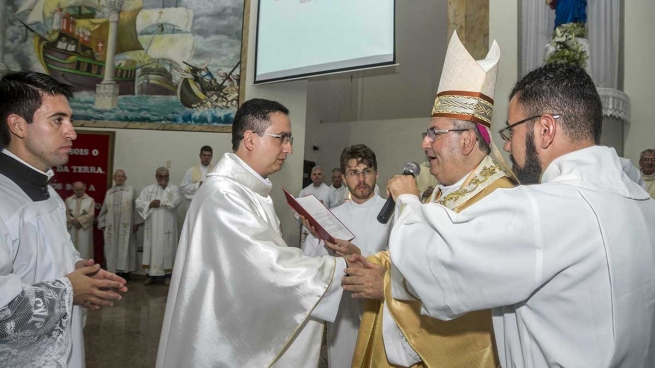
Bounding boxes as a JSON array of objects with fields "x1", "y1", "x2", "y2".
[
  {"x1": 304, "y1": 0, "x2": 450, "y2": 162},
  {"x1": 623, "y1": 1, "x2": 655, "y2": 164},
  {"x1": 308, "y1": 0, "x2": 520, "y2": 193}
]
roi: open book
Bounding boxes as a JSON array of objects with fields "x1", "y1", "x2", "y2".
[{"x1": 283, "y1": 188, "x2": 354, "y2": 244}]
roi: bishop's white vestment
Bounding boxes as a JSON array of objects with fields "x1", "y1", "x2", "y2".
[
  {"x1": 389, "y1": 146, "x2": 655, "y2": 368},
  {"x1": 98, "y1": 184, "x2": 142, "y2": 273},
  {"x1": 0, "y1": 149, "x2": 85, "y2": 368},
  {"x1": 157, "y1": 153, "x2": 345, "y2": 368},
  {"x1": 303, "y1": 194, "x2": 390, "y2": 368},
  {"x1": 136, "y1": 183, "x2": 181, "y2": 276},
  {"x1": 65, "y1": 194, "x2": 95, "y2": 260}
]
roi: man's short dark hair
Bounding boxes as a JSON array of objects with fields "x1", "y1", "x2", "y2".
[
  {"x1": 340, "y1": 144, "x2": 378, "y2": 174},
  {"x1": 231, "y1": 98, "x2": 289, "y2": 151},
  {"x1": 640, "y1": 149, "x2": 655, "y2": 161},
  {"x1": 332, "y1": 168, "x2": 342, "y2": 174},
  {"x1": 200, "y1": 145, "x2": 213, "y2": 154},
  {"x1": 0, "y1": 71, "x2": 74, "y2": 147},
  {"x1": 509, "y1": 63, "x2": 602, "y2": 144}
]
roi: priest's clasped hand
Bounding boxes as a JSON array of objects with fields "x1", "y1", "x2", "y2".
[
  {"x1": 342, "y1": 254, "x2": 386, "y2": 300},
  {"x1": 67, "y1": 260, "x2": 128, "y2": 310},
  {"x1": 387, "y1": 174, "x2": 420, "y2": 201}
]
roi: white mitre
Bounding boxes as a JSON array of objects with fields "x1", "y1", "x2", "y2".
[
  {"x1": 432, "y1": 31, "x2": 499, "y2": 128},
  {"x1": 432, "y1": 31, "x2": 516, "y2": 181}
]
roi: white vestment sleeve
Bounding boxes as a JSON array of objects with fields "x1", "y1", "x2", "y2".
[
  {"x1": 178, "y1": 168, "x2": 199, "y2": 199},
  {"x1": 382, "y1": 303, "x2": 421, "y2": 366},
  {"x1": 310, "y1": 257, "x2": 346, "y2": 323},
  {"x1": 390, "y1": 188, "x2": 549, "y2": 320},
  {"x1": 97, "y1": 194, "x2": 108, "y2": 229},
  {"x1": 135, "y1": 186, "x2": 154, "y2": 220},
  {"x1": 0, "y1": 220, "x2": 75, "y2": 363},
  {"x1": 302, "y1": 234, "x2": 327, "y2": 256}
]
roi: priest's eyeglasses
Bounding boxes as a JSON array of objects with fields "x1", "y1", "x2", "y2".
[
  {"x1": 421, "y1": 128, "x2": 469, "y2": 143},
  {"x1": 499, "y1": 114, "x2": 561, "y2": 141},
  {"x1": 260, "y1": 133, "x2": 294, "y2": 146},
  {"x1": 346, "y1": 168, "x2": 376, "y2": 178}
]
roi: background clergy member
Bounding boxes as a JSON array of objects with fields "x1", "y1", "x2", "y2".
[
  {"x1": 385, "y1": 63, "x2": 655, "y2": 367},
  {"x1": 302, "y1": 144, "x2": 391, "y2": 368},
  {"x1": 345, "y1": 32, "x2": 512, "y2": 368},
  {"x1": 639, "y1": 148, "x2": 655, "y2": 198},
  {"x1": 328, "y1": 167, "x2": 348, "y2": 208},
  {"x1": 179, "y1": 145, "x2": 213, "y2": 211},
  {"x1": 136, "y1": 167, "x2": 181, "y2": 286},
  {"x1": 0, "y1": 71, "x2": 126, "y2": 368},
  {"x1": 98, "y1": 169, "x2": 143, "y2": 279},
  {"x1": 65, "y1": 181, "x2": 95, "y2": 260},
  {"x1": 157, "y1": 98, "x2": 355, "y2": 368}
]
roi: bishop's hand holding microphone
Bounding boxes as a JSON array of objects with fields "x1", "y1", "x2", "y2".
[{"x1": 377, "y1": 162, "x2": 421, "y2": 224}]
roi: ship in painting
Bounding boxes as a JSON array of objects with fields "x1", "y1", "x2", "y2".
[
  {"x1": 134, "y1": 4, "x2": 194, "y2": 96},
  {"x1": 176, "y1": 59, "x2": 240, "y2": 109},
  {"x1": 16, "y1": 0, "x2": 144, "y2": 95}
]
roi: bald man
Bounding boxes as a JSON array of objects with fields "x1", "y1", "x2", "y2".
[{"x1": 65, "y1": 181, "x2": 96, "y2": 259}]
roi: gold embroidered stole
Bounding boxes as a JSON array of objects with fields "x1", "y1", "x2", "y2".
[{"x1": 352, "y1": 156, "x2": 515, "y2": 368}]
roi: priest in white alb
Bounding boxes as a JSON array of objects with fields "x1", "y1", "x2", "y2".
[
  {"x1": 179, "y1": 145, "x2": 214, "y2": 212},
  {"x1": 98, "y1": 169, "x2": 143, "y2": 277},
  {"x1": 65, "y1": 181, "x2": 95, "y2": 260},
  {"x1": 157, "y1": 98, "x2": 354, "y2": 368},
  {"x1": 385, "y1": 63, "x2": 655, "y2": 367},
  {"x1": 302, "y1": 144, "x2": 391, "y2": 368},
  {"x1": 136, "y1": 167, "x2": 181, "y2": 285}
]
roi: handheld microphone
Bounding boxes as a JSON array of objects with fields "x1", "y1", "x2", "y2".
[{"x1": 377, "y1": 162, "x2": 420, "y2": 224}]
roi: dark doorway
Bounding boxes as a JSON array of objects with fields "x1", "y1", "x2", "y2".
[{"x1": 302, "y1": 160, "x2": 315, "y2": 189}]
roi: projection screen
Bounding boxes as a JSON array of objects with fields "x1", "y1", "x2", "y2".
[{"x1": 254, "y1": 0, "x2": 396, "y2": 84}]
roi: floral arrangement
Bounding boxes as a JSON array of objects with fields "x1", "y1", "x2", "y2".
[{"x1": 544, "y1": 22, "x2": 588, "y2": 67}]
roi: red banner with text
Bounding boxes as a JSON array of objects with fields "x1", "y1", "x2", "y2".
[{"x1": 52, "y1": 131, "x2": 114, "y2": 265}]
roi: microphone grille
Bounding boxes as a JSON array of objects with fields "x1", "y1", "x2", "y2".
[{"x1": 403, "y1": 162, "x2": 421, "y2": 177}]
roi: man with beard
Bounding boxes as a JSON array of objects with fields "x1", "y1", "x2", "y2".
[
  {"x1": 639, "y1": 149, "x2": 655, "y2": 198},
  {"x1": 302, "y1": 144, "x2": 391, "y2": 368},
  {"x1": 345, "y1": 32, "x2": 514, "y2": 368},
  {"x1": 378, "y1": 63, "x2": 655, "y2": 367}
]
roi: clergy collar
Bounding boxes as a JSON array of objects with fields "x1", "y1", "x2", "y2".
[
  {"x1": 348, "y1": 193, "x2": 380, "y2": 208},
  {"x1": 0, "y1": 149, "x2": 53, "y2": 202},
  {"x1": 214, "y1": 153, "x2": 272, "y2": 197},
  {"x1": 642, "y1": 172, "x2": 655, "y2": 181},
  {"x1": 437, "y1": 171, "x2": 469, "y2": 197}
]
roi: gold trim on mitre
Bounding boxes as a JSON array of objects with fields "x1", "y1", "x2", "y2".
[
  {"x1": 431, "y1": 31, "x2": 500, "y2": 127},
  {"x1": 432, "y1": 91, "x2": 494, "y2": 128}
]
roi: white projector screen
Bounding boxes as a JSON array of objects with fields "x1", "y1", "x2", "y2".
[{"x1": 254, "y1": 0, "x2": 395, "y2": 84}]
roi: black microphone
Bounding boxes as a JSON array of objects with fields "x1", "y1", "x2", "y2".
[{"x1": 377, "y1": 162, "x2": 420, "y2": 224}]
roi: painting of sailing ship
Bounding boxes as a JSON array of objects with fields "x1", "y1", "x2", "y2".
[{"x1": 6, "y1": 0, "x2": 245, "y2": 131}]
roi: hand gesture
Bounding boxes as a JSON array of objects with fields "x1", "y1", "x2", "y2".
[
  {"x1": 299, "y1": 215, "x2": 321, "y2": 240},
  {"x1": 342, "y1": 254, "x2": 386, "y2": 300},
  {"x1": 67, "y1": 264, "x2": 127, "y2": 310},
  {"x1": 325, "y1": 239, "x2": 361, "y2": 257},
  {"x1": 387, "y1": 175, "x2": 420, "y2": 201},
  {"x1": 149, "y1": 199, "x2": 161, "y2": 208}
]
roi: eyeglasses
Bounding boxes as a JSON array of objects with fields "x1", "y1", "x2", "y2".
[
  {"x1": 499, "y1": 114, "x2": 561, "y2": 141},
  {"x1": 345, "y1": 168, "x2": 376, "y2": 178},
  {"x1": 421, "y1": 128, "x2": 469, "y2": 143},
  {"x1": 642, "y1": 158, "x2": 655, "y2": 163},
  {"x1": 259, "y1": 133, "x2": 294, "y2": 146},
  {"x1": 156, "y1": 175, "x2": 169, "y2": 179}
]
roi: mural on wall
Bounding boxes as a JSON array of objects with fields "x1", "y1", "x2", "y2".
[{"x1": 4, "y1": 0, "x2": 245, "y2": 131}]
